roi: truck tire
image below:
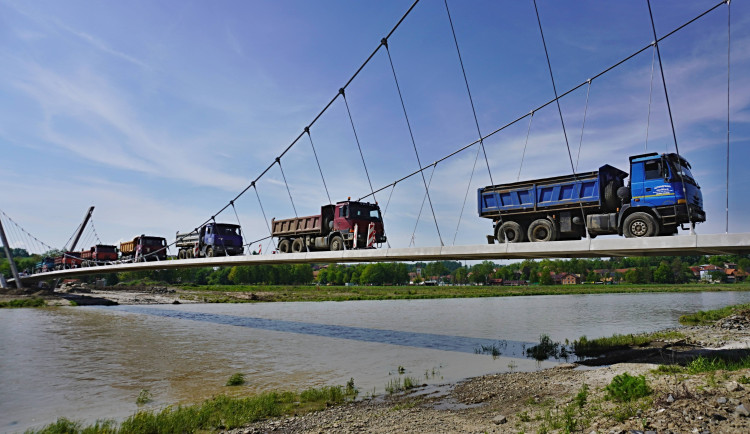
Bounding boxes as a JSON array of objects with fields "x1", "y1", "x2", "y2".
[
  {"x1": 330, "y1": 235, "x2": 344, "y2": 251},
  {"x1": 495, "y1": 221, "x2": 525, "y2": 243},
  {"x1": 604, "y1": 180, "x2": 619, "y2": 212},
  {"x1": 206, "y1": 247, "x2": 214, "y2": 257},
  {"x1": 178, "y1": 250, "x2": 184, "y2": 259},
  {"x1": 278, "y1": 239, "x2": 291, "y2": 253},
  {"x1": 623, "y1": 212, "x2": 658, "y2": 238},
  {"x1": 291, "y1": 238, "x2": 305, "y2": 253},
  {"x1": 617, "y1": 186, "x2": 631, "y2": 202},
  {"x1": 528, "y1": 218, "x2": 557, "y2": 242}
]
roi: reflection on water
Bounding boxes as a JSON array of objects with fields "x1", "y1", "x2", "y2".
[{"x1": 2, "y1": 290, "x2": 750, "y2": 432}]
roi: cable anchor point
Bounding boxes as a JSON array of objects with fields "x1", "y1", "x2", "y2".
[
  {"x1": 381, "y1": 38, "x2": 388, "y2": 48},
  {"x1": 339, "y1": 88, "x2": 345, "y2": 96},
  {"x1": 304, "y1": 126, "x2": 310, "y2": 134}
]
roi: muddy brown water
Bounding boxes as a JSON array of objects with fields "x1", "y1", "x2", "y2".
[{"x1": 3, "y1": 291, "x2": 750, "y2": 432}]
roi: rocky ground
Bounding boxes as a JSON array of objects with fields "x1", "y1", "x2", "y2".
[{"x1": 227, "y1": 314, "x2": 750, "y2": 434}]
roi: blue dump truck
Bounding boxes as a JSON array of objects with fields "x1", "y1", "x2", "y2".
[
  {"x1": 176, "y1": 222, "x2": 244, "y2": 258},
  {"x1": 478, "y1": 152, "x2": 706, "y2": 242}
]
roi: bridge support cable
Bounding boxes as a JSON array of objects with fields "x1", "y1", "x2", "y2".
[
  {"x1": 645, "y1": 44, "x2": 657, "y2": 152},
  {"x1": 646, "y1": 0, "x2": 694, "y2": 234},
  {"x1": 340, "y1": 90, "x2": 377, "y2": 203},
  {"x1": 383, "y1": 40, "x2": 445, "y2": 247},
  {"x1": 380, "y1": 183, "x2": 398, "y2": 248},
  {"x1": 253, "y1": 184, "x2": 277, "y2": 252},
  {"x1": 409, "y1": 163, "x2": 438, "y2": 248},
  {"x1": 304, "y1": 128, "x2": 332, "y2": 205},
  {"x1": 193, "y1": 1, "x2": 421, "y2": 236},
  {"x1": 0, "y1": 210, "x2": 55, "y2": 255},
  {"x1": 726, "y1": 0, "x2": 731, "y2": 233},
  {"x1": 517, "y1": 111, "x2": 535, "y2": 181},
  {"x1": 575, "y1": 81, "x2": 592, "y2": 172},
  {"x1": 533, "y1": 0, "x2": 591, "y2": 238},
  {"x1": 443, "y1": 0, "x2": 494, "y2": 186},
  {"x1": 443, "y1": 0, "x2": 495, "y2": 245},
  {"x1": 229, "y1": 201, "x2": 248, "y2": 255},
  {"x1": 363, "y1": 2, "x2": 727, "y2": 213}
]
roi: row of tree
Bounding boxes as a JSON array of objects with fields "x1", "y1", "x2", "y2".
[{"x1": 3, "y1": 251, "x2": 749, "y2": 286}]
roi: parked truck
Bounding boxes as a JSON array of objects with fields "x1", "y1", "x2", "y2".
[
  {"x1": 34, "y1": 256, "x2": 55, "y2": 274},
  {"x1": 478, "y1": 152, "x2": 705, "y2": 242},
  {"x1": 81, "y1": 244, "x2": 118, "y2": 265},
  {"x1": 54, "y1": 252, "x2": 82, "y2": 270},
  {"x1": 120, "y1": 235, "x2": 168, "y2": 261},
  {"x1": 175, "y1": 223, "x2": 244, "y2": 258},
  {"x1": 272, "y1": 199, "x2": 386, "y2": 253}
]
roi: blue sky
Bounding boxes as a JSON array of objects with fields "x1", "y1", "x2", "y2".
[{"x1": 1, "y1": 0, "x2": 748, "y2": 254}]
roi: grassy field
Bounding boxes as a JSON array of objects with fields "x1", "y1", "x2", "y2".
[
  {"x1": 179, "y1": 282, "x2": 750, "y2": 303},
  {"x1": 678, "y1": 302, "x2": 750, "y2": 325}
]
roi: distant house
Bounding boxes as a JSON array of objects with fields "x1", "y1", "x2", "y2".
[
  {"x1": 697, "y1": 264, "x2": 723, "y2": 282},
  {"x1": 561, "y1": 273, "x2": 581, "y2": 285}
]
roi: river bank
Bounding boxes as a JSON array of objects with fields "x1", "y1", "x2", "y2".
[
  {"x1": 229, "y1": 310, "x2": 750, "y2": 434},
  {"x1": 2, "y1": 281, "x2": 749, "y2": 306}
]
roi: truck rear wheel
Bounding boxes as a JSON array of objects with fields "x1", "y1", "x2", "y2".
[
  {"x1": 528, "y1": 219, "x2": 557, "y2": 242},
  {"x1": 623, "y1": 212, "x2": 658, "y2": 238},
  {"x1": 278, "y1": 239, "x2": 291, "y2": 253},
  {"x1": 495, "y1": 221, "x2": 525, "y2": 243},
  {"x1": 206, "y1": 247, "x2": 214, "y2": 257},
  {"x1": 330, "y1": 235, "x2": 344, "y2": 251},
  {"x1": 604, "y1": 180, "x2": 619, "y2": 212},
  {"x1": 291, "y1": 238, "x2": 305, "y2": 253}
]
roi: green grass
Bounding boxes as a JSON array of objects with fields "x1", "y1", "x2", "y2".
[
  {"x1": 679, "y1": 303, "x2": 750, "y2": 325},
  {"x1": 654, "y1": 355, "x2": 750, "y2": 375},
  {"x1": 0, "y1": 297, "x2": 46, "y2": 308},
  {"x1": 573, "y1": 330, "x2": 685, "y2": 357},
  {"x1": 176, "y1": 282, "x2": 750, "y2": 303},
  {"x1": 135, "y1": 389, "x2": 152, "y2": 405},
  {"x1": 28, "y1": 384, "x2": 357, "y2": 434}
]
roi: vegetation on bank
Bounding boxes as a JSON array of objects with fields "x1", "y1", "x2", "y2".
[
  {"x1": 679, "y1": 303, "x2": 750, "y2": 325},
  {"x1": 572, "y1": 330, "x2": 686, "y2": 357},
  {"x1": 28, "y1": 384, "x2": 357, "y2": 434},
  {"x1": 654, "y1": 355, "x2": 750, "y2": 375},
  {"x1": 177, "y1": 282, "x2": 750, "y2": 304},
  {"x1": 0, "y1": 297, "x2": 46, "y2": 308}
]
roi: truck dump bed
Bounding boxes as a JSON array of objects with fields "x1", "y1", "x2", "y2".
[
  {"x1": 119, "y1": 240, "x2": 135, "y2": 255},
  {"x1": 478, "y1": 165, "x2": 627, "y2": 217},
  {"x1": 175, "y1": 231, "x2": 199, "y2": 248},
  {"x1": 271, "y1": 214, "x2": 323, "y2": 237}
]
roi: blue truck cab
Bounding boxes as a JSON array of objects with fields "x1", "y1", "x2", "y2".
[
  {"x1": 623, "y1": 152, "x2": 705, "y2": 235},
  {"x1": 478, "y1": 152, "x2": 705, "y2": 242},
  {"x1": 175, "y1": 222, "x2": 244, "y2": 258}
]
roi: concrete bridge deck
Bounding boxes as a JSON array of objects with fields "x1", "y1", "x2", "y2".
[{"x1": 13, "y1": 233, "x2": 750, "y2": 284}]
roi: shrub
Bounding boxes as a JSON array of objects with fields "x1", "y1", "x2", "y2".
[
  {"x1": 226, "y1": 373, "x2": 245, "y2": 386},
  {"x1": 605, "y1": 373, "x2": 651, "y2": 402}
]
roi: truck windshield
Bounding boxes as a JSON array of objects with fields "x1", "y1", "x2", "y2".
[
  {"x1": 143, "y1": 237, "x2": 166, "y2": 246},
  {"x1": 216, "y1": 225, "x2": 240, "y2": 236},
  {"x1": 350, "y1": 206, "x2": 382, "y2": 221},
  {"x1": 667, "y1": 156, "x2": 698, "y2": 187}
]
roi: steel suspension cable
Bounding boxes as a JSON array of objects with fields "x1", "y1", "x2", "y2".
[
  {"x1": 443, "y1": 0, "x2": 494, "y2": 186},
  {"x1": 88, "y1": 218, "x2": 103, "y2": 245},
  {"x1": 533, "y1": 0, "x2": 590, "y2": 237},
  {"x1": 726, "y1": 0, "x2": 731, "y2": 233},
  {"x1": 646, "y1": 0, "x2": 694, "y2": 232},
  {"x1": 443, "y1": 0, "x2": 493, "y2": 246},
  {"x1": 382, "y1": 183, "x2": 398, "y2": 248},
  {"x1": 193, "y1": 0, "x2": 421, "y2": 234},
  {"x1": 276, "y1": 159, "x2": 298, "y2": 218},
  {"x1": 453, "y1": 140, "x2": 483, "y2": 245},
  {"x1": 517, "y1": 111, "x2": 535, "y2": 181},
  {"x1": 341, "y1": 91, "x2": 376, "y2": 202},
  {"x1": 575, "y1": 80, "x2": 592, "y2": 172},
  {"x1": 229, "y1": 201, "x2": 247, "y2": 254},
  {"x1": 383, "y1": 40, "x2": 444, "y2": 246},
  {"x1": 352, "y1": 0, "x2": 725, "y2": 208},
  {"x1": 253, "y1": 184, "x2": 277, "y2": 251},
  {"x1": 0, "y1": 210, "x2": 55, "y2": 253},
  {"x1": 409, "y1": 163, "x2": 438, "y2": 248},
  {"x1": 304, "y1": 128, "x2": 332, "y2": 205},
  {"x1": 645, "y1": 43, "x2": 656, "y2": 152}
]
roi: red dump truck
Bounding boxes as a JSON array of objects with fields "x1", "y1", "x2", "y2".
[
  {"x1": 81, "y1": 244, "x2": 118, "y2": 265},
  {"x1": 119, "y1": 235, "x2": 168, "y2": 261},
  {"x1": 54, "y1": 252, "x2": 82, "y2": 270},
  {"x1": 271, "y1": 200, "x2": 386, "y2": 252}
]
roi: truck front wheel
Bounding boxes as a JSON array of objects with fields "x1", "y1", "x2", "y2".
[
  {"x1": 330, "y1": 236, "x2": 344, "y2": 251},
  {"x1": 528, "y1": 219, "x2": 557, "y2": 242},
  {"x1": 623, "y1": 212, "x2": 658, "y2": 238},
  {"x1": 496, "y1": 221, "x2": 525, "y2": 243},
  {"x1": 206, "y1": 247, "x2": 214, "y2": 257}
]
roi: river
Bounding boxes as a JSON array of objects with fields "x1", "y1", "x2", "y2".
[{"x1": 2, "y1": 290, "x2": 750, "y2": 432}]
